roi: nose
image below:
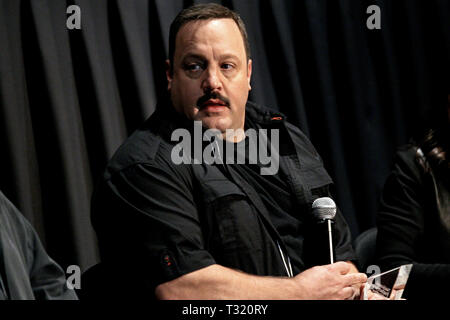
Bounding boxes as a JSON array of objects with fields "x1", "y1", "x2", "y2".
[{"x1": 201, "y1": 66, "x2": 222, "y2": 92}]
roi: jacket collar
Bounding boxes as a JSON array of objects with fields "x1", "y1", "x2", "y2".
[{"x1": 245, "y1": 100, "x2": 286, "y2": 125}]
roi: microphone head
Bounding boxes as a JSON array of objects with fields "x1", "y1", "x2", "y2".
[{"x1": 311, "y1": 197, "x2": 337, "y2": 220}]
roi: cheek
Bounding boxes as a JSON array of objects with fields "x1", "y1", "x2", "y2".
[
  {"x1": 172, "y1": 79, "x2": 200, "y2": 107},
  {"x1": 182, "y1": 80, "x2": 201, "y2": 101},
  {"x1": 227, "y1": 80, "x2": 250, "y2": 109}
]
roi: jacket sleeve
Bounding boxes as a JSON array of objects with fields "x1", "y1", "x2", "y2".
[
  {"x1": 91, "y1": 157, "x2": 216, "y2": 295},
  {"x1": 0, "y1": 191, "x2": 77, "y2": 300},
  {"x1": 376, "y1": 146, "x2": 450, "y2": 299},
  {"x1": 26, "y1": 222, "x2": 78, "y2": 300}
]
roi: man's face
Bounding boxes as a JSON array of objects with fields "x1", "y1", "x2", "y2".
[{"x1": 166, "y1": 18, "x2": 252, "y2": 134}]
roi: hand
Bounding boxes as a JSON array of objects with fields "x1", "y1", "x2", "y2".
[
  {"x1": 294, "y1": 261, "x2": 367, "y2": 300},
  {"x1": 360, "y1": 284, "x2": 404, "y2": 300}
]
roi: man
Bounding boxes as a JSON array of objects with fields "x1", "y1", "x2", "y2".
[
  {"x1": 91, "y1": 3, "x2": 366, "y2": 299},
  {"x1": 0, "y1": 190, "x2": 77, "y2": 300}
]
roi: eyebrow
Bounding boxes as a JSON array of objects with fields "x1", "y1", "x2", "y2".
[
  {"x1": 218, "y1": 54, "x2": 240, "y2": 61},
  {"x1": 181, "y1": 53, "x2": 205, "y2": 61},
  {"x1": 181, "y1": 53, "x2": 240, "y2": 62}
]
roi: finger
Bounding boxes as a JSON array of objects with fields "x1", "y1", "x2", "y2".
[
  {"x1": 369, "y1": 291, "x2": 389, "y2": 300},
  {"x1": 330, "y1": 261, "x2": 351, "y2": 274},
  {"x1": 389, "y1": 289, "x2": 397, "y2": 300},
  {"x1": 340, "y1": 286, "x2": 356, "y2": 300},
  {"x1": 343, "y1": 272, "x2": 368, "y2": 285},
  {"x1": 359, "y1": 283, "x2": 373, "y2": 300},
  {"x1": 349, "y1": 286, "x2": 360, "y2": 300},
  {"x1": 351, "y1": 284, "x2": 362, "y2": 300},
  {"x1": 366, "y1": 288, "x2": 374, "y2": 300},
  {"x1": 393, "y1": 284, "x2": 405, "y2": 290},
  {"x1": 359, "y1": 283, "x2": 366, "y2": 300}
]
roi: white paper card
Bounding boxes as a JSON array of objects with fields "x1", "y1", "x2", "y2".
[{"x1": 363, "y1": 264, "x2": 413, "y2": 300}]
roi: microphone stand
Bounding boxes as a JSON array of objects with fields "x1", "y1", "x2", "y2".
[{"x1": 327, "y1": 219, "x2": 334, "y2": 264}]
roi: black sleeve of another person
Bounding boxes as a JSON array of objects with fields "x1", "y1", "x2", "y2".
[
  {"x1": 0, "y1": 191, "x2": 77, "y2": 300},
  {"x1": 376, "y1": 147, "x2": 450, "y2": 300}
]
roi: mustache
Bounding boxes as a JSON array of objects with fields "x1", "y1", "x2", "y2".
[{"x1": 197, "y1": 92, "x2": 230, "y2": 108}]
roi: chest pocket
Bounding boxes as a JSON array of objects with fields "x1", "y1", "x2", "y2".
[{"x1": 199, "y1": 179, "x2": 265, "y2": 257}]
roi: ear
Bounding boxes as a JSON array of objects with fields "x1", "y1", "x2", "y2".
[
  {"x1": 165, "y1": 59, "x2": 173, "y2": 91},
  {"x1": 247, "y1": 59, "x2": 253, "y2": 91}
]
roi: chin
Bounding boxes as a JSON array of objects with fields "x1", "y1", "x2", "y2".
[{"x1": 199, "y1": 116, "x2": 232, "y2": 132}]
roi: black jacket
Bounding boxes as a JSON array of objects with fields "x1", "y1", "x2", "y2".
[
  {"x1": 91, "y1": 101, "x2": 356, "y2": 298},
  {"x1": 376, "y1": 143, "x2": 450, "y2": 299}
]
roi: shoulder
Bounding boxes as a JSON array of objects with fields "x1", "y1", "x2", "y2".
[
  {"x1": 395, "y1": 143, "x2": 419, "y2": 163},
  {"x1": 0, "y1": 191, "x2": 34, "y2": 238},
  {"x1": 391, "y1": 143, "x2": 423, "y2": 183},
  {"x1": 246, "y1": 100, "x2": 332, "y2": 185},
  {"x1": 284, "y1": 121, "x2": 321, "y2": 158},
  {"x1": 103, "y1": 118, "x2": 162, "y2": 176},
  {"x1": 102, "y1": 113, "x2": 192, "y2": 185},
  {"x1": 0, "y1": 191, "x2": 39, "y2": 267},
  {"x1": 245, "y1": 100, "x2": 316, "y2": 153}
]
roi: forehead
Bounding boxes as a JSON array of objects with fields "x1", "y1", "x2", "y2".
[{"x1": 175, "y1": 18, "x2": 246, "y2": 58}]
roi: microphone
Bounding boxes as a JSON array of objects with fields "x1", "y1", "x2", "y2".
[
  {"x1": 303, "y1": 197, "x2": 337, "y2": 267},
  {"x1": 311, "y1": 197, "x2": 337, "y2": 264}
]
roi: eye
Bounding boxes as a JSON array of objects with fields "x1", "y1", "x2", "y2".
[
  {"x1": 186, "y1": 63, "x2": 202, "y2": 71},
  {"x1": 221, "y1": 63, "x2": 234, "y2": 70},
  {"x1": 183, "y1": 62, "x2": 205, "y2": 74}
]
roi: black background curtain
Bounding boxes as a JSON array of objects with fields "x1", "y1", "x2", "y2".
[{"x1": 0, "y1": 0, "x2": 448, "y2": 272}]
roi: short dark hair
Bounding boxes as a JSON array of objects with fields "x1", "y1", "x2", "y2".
[{"x1": 168, "y1": 3, "x2": 251, "y2": 74}]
